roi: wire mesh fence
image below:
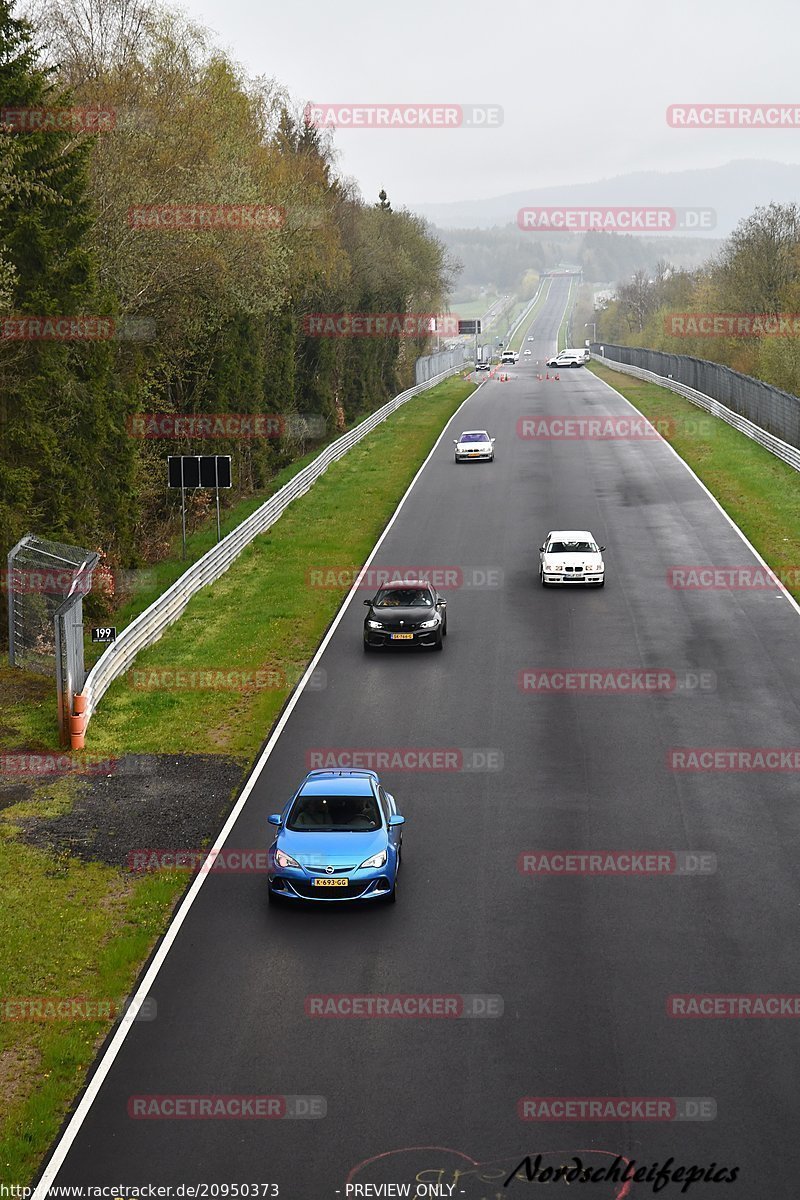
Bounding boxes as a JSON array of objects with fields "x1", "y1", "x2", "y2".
[
  {"x1": 592, "y1": 343, "x2": 800, "y2": 450},
  {"x1": 414, "y1": 344, "x2": 469, "y2": 384},
  {"x1": 6, "y1": 536, "x2": 99, "y2": 743},
  {"x1": 6, "y1": 536, "x2": 96, "y2": 672}
]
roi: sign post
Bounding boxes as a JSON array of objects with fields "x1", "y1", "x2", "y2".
[
  {"x1": 458, "y1": 319, "x2": 482, "y2": 366},
  {"x1": 168, "y1": 455, "x2": 233, "y2": 556}
]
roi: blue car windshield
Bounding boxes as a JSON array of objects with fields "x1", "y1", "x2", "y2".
[
  {"x1": 460, "y1": 432, "x2": 489, "y2": 442},
  {"x1": 287, "y1": 793, "x2": 382, "y2": 832},
  {"x1": 549, "y1": 540, "x2": 595, "y2": 553}
]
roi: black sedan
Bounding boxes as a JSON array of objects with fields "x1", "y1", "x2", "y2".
[{"x1": 363, "y1": 580, "x2": 448, "y2": 651}]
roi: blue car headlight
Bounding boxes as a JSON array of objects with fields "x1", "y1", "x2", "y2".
[
  {"x1": 359, "y1": 849, "x2": 387, "y2": 870},
  {"x1": 275, "y1": 848, "x2": 301, "y2": 869}
]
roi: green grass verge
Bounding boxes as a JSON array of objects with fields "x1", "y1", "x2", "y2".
[
  {"x1": 0, "y1": 373, "x2": 474, "y2": 1184},
  {"x1": 452, "y1": 293, "x2": 502, "y2": 321},
  {"x1": 83, "y1": 374, "x2": 474, "y2": 759},
  {"x1": 85, "y1": 438, "x2": 362, "y2": 673},
  {"x1": 590, "y1": 362, "x2": 800, "y2": 603}
]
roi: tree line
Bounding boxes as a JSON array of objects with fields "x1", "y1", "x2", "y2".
[
  {"x1": 0, "y1": 0, "x2": 453, "y2": 588},
  {"x1": 594, "y1": 203, "x2": 800, "y2": 397}
]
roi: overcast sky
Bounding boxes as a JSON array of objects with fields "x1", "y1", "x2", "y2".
[{"x1": 176, "y1": 0, "x2": 800, "y2": 208}]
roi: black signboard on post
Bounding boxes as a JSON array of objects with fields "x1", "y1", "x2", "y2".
[{"x1": 167, "y1": 455, "x2": 232, "y2": 558}]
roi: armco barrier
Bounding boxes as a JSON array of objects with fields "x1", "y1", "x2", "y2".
[
  {"x1": 74, "y1": 363, "x2": 467, "y2": 739},
  {"x1": 592, "y1": 350, "x2": 800, "y2": 474}
]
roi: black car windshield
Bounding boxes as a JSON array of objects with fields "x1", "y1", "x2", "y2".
[
  {"x1": 548, "y1": 540, "x2": 596, "y2": 553},
  {"x1": 287, "y1": 793, "x2": 382, "y2": 832},
  {"x1": 374, "y1": 587, "x2": 433, "y2": 607},
  {"x1": 459, "y1": 432, "x2": 489, "y2": 442}
]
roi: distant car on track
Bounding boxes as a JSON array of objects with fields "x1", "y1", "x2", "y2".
[
  {"x1": 267, "y1": 769, "x2": 404, "y2": 904},
  {"x1": 363, "y1": 579, "x2": 447, "y2": 651},
  {"x1": 454, "y1": 429, "x2": 495, "y2": 463},
  {"x1": 523, "y1": 349, "x2": 532, "y2": 356},
  {"x1": 539, "y1": 530, "x2": 605, "y2": 587},
  {"x1": 527, "y1": 336, "x2": 535, "y2": 341},
  {"x1": 475, "y1": 360, "x2": 491, "y2": 371},
  {"x1": 545, "y1": 350, "x2": 585, "y2": 368}
]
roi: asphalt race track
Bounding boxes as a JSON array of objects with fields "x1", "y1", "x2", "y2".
[{"x1": 37, "y1": 275, "x2": 800, "y2": 1199}]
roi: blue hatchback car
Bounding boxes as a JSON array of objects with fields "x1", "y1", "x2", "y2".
[{"x1": 267, "y1": 769, "x2": 405, "y2": 904}]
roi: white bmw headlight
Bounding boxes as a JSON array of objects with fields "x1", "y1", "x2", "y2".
[
  {"x1": 367, "y1": 620, "x2": 383, "y2": 629},
  {"x1": 275, "y1": 848, "x2": 300, "y2": 869},
  {"x1": 359, "y1": 849, "x2": 387, "y2": 869},
  {"x1": 419, "y1": 616, "x2": 441, "y2": 629}
]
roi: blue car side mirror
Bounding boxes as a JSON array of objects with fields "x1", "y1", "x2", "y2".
[
  {"x1": 267, "y1": 814, "x2": 282, "y2": 826},
  {"x1": 388, "y1": 815, "x2": 405, "y2": 827}
]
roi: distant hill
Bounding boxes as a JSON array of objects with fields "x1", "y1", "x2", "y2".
[{"x1": 411, "y1": 160, "x2": 800, "y2": 238}]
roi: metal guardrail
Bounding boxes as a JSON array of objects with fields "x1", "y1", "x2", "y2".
[
  {"x1": 592, "y1": 341, "x2": 800, "y2": 450},
  {"x1": 79, "y1": 362, "x2": 467, "y2": 728},
  {"x1": 592, "y1": 353, "x2": 800, "y2": 473}
]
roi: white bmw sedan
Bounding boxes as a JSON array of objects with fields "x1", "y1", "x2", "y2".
[
  {"x1": 539, "y1": 530, "x2": 605, "y2": 587},
  {"x1": 454, "y1": 430, "x2": 495, "y2": 462}
]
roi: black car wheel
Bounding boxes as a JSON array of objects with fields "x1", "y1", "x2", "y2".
[
  {"x1": 540, "y1": 566, "x2": 548, "y2": 587},
  {"x1": 432, "y1": 631, "x2": 444, "y2": 651},
  {"x1": 363, "y1": 639, "x2": 374, "y2": 652}
]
